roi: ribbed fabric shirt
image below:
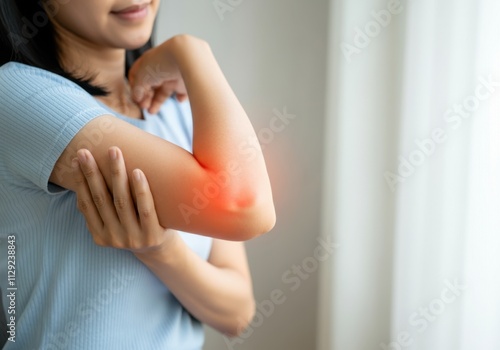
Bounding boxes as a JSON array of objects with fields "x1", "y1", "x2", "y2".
[{"x1": 0, "y1": 62, "x2": 212, "y2": 350}]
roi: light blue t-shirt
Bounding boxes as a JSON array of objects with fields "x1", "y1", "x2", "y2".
[{"x1": 0, "y1": 62, "x2": 212, "y2": 349}]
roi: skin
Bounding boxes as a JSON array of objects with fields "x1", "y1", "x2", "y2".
[
  {"x1": 48, "y1": 2, "x2": 276, "y2": 239},
  {"x1": 44, "y1": 0, "x2": 276, "y2": 336},
  {"x1": 72, "y1": 147, "x2": 255, "y2": 336}
]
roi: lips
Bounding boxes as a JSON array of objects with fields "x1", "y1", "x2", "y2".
[
  {"x1": 112, "y1": 3, "x2": 148, "y2": 14},
  {"x1": 111, "y1": 2, "x2": 150, "y2": 20}
]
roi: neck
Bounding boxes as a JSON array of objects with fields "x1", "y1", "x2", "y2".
[{"x1": 55, "y1": 24, "x2": 143, "y2": 118}]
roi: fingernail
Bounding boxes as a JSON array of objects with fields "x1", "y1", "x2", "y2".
[
  {"x1": 71, "y1": 158, "x2": 79, "y2": 169},
  {"x1": 109, "y1": 148, "x2": 117, "y2": 160},
  {"x1": 133, "y1": 169, "x2": 142, "y2": 182}
]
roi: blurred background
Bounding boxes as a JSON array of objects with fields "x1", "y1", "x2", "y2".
[
  {"x1": 157, "y1": 1, "x2": 500, "y2": 350},
  {"x1": 157, "y1": 1, "x2": 328, "y2": 349},
  {"x1": 1, "y1": 1, "x2": 497, "y2": 349}
]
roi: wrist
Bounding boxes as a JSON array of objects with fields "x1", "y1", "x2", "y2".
[
  {"x1": 166, "y1": 34, "x2": 209, "y2": 52},
  {"x1": 163, "y1": 35, "x2": 212, "y2": 71},
  {"x1": 133, "y1": 230, "x2": 185, "y2": 267}
]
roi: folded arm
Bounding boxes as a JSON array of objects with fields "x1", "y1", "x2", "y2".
[
  {"x1": 50, "y1": 35, "x2": 275, "y2": 241},
  {"x1": 71, "y1": 147, "x2": 255, "y2": 336}
]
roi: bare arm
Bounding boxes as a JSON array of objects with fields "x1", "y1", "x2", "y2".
[
  {"x1": 137, "y1": 238, "x2": 255, "y2": 336},
  {"x1": 72, "y1": 148, "x2": 255, "y2": 335},
  {"x1": 50, "y1": 35, "x2": 275, "y2": 241}
]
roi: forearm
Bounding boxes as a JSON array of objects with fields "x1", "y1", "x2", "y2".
[
  {"x1": 165, "y1": 36, "x2": 274, "y2": 210},
  {"x1": 134, "y1": 233, "x2": 255, "y2": 336}
]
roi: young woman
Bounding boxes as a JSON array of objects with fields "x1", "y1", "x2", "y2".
[{"x1": 0, "y1": 0, "x2": 275, "y2": 348}]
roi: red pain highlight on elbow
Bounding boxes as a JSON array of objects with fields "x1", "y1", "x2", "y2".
[{"x1": 178, "y1": 160, "x2": 257, "y2": 224}]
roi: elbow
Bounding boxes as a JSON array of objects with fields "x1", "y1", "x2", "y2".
[
  {"x1": 238, "y1": 203, "x2": 276, "y2": 241},
  {"x1": 220, "y1": 299, "x2": 256, "y2": 338},
  {"x1": 224, "y1": 190, "x2": 276, "y2": 241}
]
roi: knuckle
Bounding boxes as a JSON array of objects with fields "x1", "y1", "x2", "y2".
[
  {"x1": 92, "y1": 236, "x2": 106, "y2": 247},
  {"x1": 114, "y1": 197, "x2": 128, "y2": 211},
  {"x1": 128, "y1": 240, "x2": 144, "y2": 251},
  {"x1": 111, "y1": 165, "x2": 121, "y2": 177},
  {"x1": 111, "y1": 240, "x2": 125, "y2": 250},
  {"x1": 92, "y1": 193, "x2": 106, "y2": 208},
  {"x1": 82, "y1": 166, "x2": 96, "y2": 178},
  {"x1": 140, "y1": 207, "x2": 153, "y2": 220},
  {"x1": 135, "y1": 189, "x2": 146, "y2": 197},
  {"x1": 135, "y1": 189, "x2": 149, "y2": 201},
  {"x1": 77, "y1": 198, "x2": 92, "y2": 213},
  {"x1": 105, "y1": 229, "x2": 127, "y2": 249}
]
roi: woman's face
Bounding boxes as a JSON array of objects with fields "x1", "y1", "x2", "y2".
[{"x1": 47, "y1": 0, "x2": 160, "y2": 50}]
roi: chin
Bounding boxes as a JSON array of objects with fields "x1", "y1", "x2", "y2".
[
  {"x1": 124, "y1": 40, "x2": 151, "y2": 50},
  {"x1": 110, "y1": 11, "x2": 157, "y2": 49},
  {"x1": 115, "y1": 33, "x2": 153, "y2": 50}
]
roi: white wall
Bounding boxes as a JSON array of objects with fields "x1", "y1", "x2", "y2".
[{"x1": 156, "y1": 1, "x2": 329, "y2": 349}]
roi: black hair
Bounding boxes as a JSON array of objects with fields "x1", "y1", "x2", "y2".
[{"x1": 0, "y1": 0, "x2": 152, "y2": 96}]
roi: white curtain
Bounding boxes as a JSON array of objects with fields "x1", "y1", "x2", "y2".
[{"x1": 318, "y1": 1, "x2": 500, "y2": 349}]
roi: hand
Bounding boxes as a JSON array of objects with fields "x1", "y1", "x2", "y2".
[
  {"x1": 128, "y1": 35, "x2": 203, "y2": 114},
  {"x1": 72, "y1": 146, "x2": 177, "y2": 254}
]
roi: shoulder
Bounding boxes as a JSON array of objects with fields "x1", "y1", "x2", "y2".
[
  {"x1": 0, "y1": 61, "x2": 74, "y2": 86},
  {"x1": 0, "y1": 61, "x2": 102, "y2": 124},
  {"x1": 0, "y1": 63, "x2": 109, "y2": 192},
  {"x1": 0, "y1": 62, "x2": 88, "y2": 102}
]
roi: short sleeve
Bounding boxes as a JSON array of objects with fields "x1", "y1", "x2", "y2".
[{"x1": 0, "y1": 62, "x2": 110, "y2": 193}]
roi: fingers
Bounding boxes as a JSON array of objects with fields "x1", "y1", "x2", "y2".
[
  {"x1": 72, "y1": 158, "x2": 104, "y2": 233},
  {"x1": 175, "y1": 92, "x2": 189, "y2": 103},
  {"x1": 109, "y1": 147, "x2": 140, "y2": 233},
  {"x1": 133, "y1": 80, "x2": 179, "y2": 114},
  {"x1": 132, "y1": 84, "x2": 153, "y2": 110},
  {"x1": 175, "y1": 78, "x2": 188, "y2": 101},
  {"x1": 132, "y1": 168, "x2": 161, "y2": 234},
  {"x1": 149, "y1": 83, "x2": 175, "y2": 114},
  {"x1": 74, "y1": 147, "x2": 166, "y2": 251},
  {"x1": 128, "y1": 54, "x2": 186, "y2": 112},
  {"x1": 76, "y1": 149, "x2": 119, "y2": 230}
]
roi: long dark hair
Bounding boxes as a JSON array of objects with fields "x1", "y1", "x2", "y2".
[{"x1": 0, "y1": 0, "x2": 152, "y2": 96}]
